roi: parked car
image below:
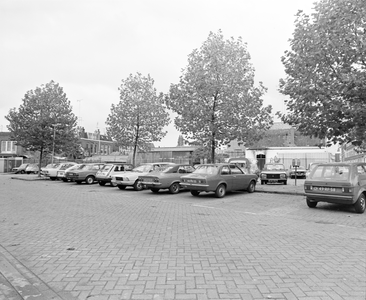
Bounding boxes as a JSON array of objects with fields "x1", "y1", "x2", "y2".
[
  {"x1": 13, "y1": 163, "x2": 29, "y2": 174},
  {"x1": 57, "y1": 164, "x2": 84, "y2": 182},
  {"x1": 111, "y1": 162, "x2": 175, "y2": 191},
  {"x1": 139, "y1": 164, "x2": 196, "y2": 194},
  {"x1": 65, "y1": 163, "x2": 105, "y2": 184},
  {"x1": 304, "y1": 162, "x2": 366, "y2": 214},
  {"x1": 25, "y1": 163, "x2": 40, "y2": 174},
  {"x1": 306, "y1": 162, "x2": 321, "y2": 178},
  {"x1": 43, "y1": 162, "x2": 77, "y2": 180},
  {"x1": 260, "y1": 163, "x2": 287, "y2": 185},
  {"x1": 41, "y1": 163, "x2": 60, "y2": 176},
  {"x1": 96, "y1": 163, "x2": 134, "y2": 186},
  {"x1": 289, "y1": 165, "x2": 307, "y2": 179},
  {"x1": 180, "y1": 163, "x2": 258, "y2": 198}
]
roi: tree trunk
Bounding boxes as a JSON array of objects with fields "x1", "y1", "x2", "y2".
[
  {"x1": 38, "y1": 146, "x2": 43, "y2": 177},
  {"x1": 210, "y1": 134, "x2": 216, "y2": 163}
]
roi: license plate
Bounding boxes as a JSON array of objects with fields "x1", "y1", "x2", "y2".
[
  {"x1": 313, "y1": 186, "x2": 336, "y2": 192},
  {"x1": 268, "y1": 179, "x2": 278, "y2": 183}
]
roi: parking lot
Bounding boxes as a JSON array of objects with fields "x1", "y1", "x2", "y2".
[{"x1": 0, "y1": 175, "x2": 365, "y2": 300}]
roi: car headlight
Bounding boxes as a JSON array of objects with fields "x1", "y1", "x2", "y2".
[
  {"x1": 280, "y1": 174, "x2": 286, "y2": 179},
  {"x1": 261, "y1": 174, "x2": 267, "y2": 179}
]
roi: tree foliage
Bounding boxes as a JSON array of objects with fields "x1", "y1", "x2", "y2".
[
  {"x1": 279, "y1": 0, "x2": 366, "y2": 150},
  {"x1": 106, "y1": 73, "x2": 170, "y2": 166},
  {"x1": 166, "y1": 30, "x2": 273, "y2": 162},
  {"x1": 5, "y1": 80, "x2": 79, "y2": 169}
]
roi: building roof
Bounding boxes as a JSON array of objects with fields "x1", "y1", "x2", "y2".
[{"x1": 150, "y1": 146, "x2": 197, "y2": 152}]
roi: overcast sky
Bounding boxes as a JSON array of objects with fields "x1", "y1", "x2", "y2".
[{"x1": 0, "y1": 0, "x2": 316, "y2": 147}]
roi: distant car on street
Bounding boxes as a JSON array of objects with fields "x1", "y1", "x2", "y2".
[
  {"x1": 260, "y1": 163, "x2": 288, "y2": 185},
  {"x1": 13, "y1": 163, "x2": 29, "y2": 174},
  {"x1": 139, "y1": 164, "x2": 196, "y2": 194},
  {"x1": 180, "y1": 163, "x2": 257, "y2": 198},
  {"x1": 96, "y1": 163, "x2": 134, "y2": 186},
  {"x1": 65, "y1": 163, "x2": 105, "y2": 184},
  {"x1": 304, "y1": 162, "x2": 366, "y2": 214}
]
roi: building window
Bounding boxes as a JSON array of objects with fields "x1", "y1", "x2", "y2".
[{"x1": 1, "y1": 141, "x2": 16, "y2": 153}]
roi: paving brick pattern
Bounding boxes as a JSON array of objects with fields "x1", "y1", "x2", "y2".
[{"x1": 0, "y1": 176, "x2": 365, "y2": 300}]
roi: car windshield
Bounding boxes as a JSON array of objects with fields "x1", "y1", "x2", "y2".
[
  {"x1": 310, "y1": 165, "x2": 350, "y2": 181},
  {"x1": 101, "y1": 165, "x2": 113, "y2": 171},
  {"x1": 265, "y1": 164, "x2": 285, "y2": 171},
  {"x1": 193, "y1": 165, "x2": 219, "y2": 175}
]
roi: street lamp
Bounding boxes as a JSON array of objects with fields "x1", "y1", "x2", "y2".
[{"x1": 51, "y1": 123, "x2": 62, "y2": 164}]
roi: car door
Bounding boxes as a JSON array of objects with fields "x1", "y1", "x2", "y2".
[
  {"x1": 229, "y1": 164, "x2": 248, "y2": 190},
  {"x1": 356, "y1": 164, "x2": 366, "y2": 195},
  {"x1": 220, "y1": 165, "x2": 234, "y2": 191}
]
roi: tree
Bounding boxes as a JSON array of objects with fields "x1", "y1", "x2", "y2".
[
  {"x1": 278, "y1": 0, "x2": 366, "y2": 151},
  {"x1": 106, "y1": 73, "x2": 170, "y2": 166},
  {"x1": 166, "y1": 30, "x2": 273, "y2": 163},
  {"x1": 5, "y1": 81, "x2": 79, "y2": 173}
]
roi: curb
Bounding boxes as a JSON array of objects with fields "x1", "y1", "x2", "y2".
[
  {"x1": 0, "y1": 246, "x2": 66, "y2": 300},
  {"x1": 256, "y1": 189, "x2": 305, "y2": 196}
]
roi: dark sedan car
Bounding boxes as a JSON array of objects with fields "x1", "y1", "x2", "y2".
[
  {"x1": 180, "y1": 163, "x2": 258, "y2": 198},
  {"x1": 139, "y1": 164, "x2": 196, "y2": 194},
  {"x1": 304, "y1": 162, "x2": 366, "y2": 214},
  {"x1": 65, "y1": 163, "x2": 105, "y2": 184}
]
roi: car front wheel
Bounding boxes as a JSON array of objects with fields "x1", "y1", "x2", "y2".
[
  {"x1": 354, "y1": 194, "x2": 366, "y2": 214},
  {"x1": 247, "y1": 181, "x2": 256, "y2": 193},
  {"x1": 169, "y1": 182, "x2": 180, "y2": 194},
  {"x1": 133, "y1": 180, "x2": 143, "y2": 191},
  {"x1": 191, "y1": 190, "x2": 200, "y2": 196},
  {"x1": 306, "y1": 198, "x2": 317, "y2": 208},
  {"x1": 85, "y1": 176, "x2": 95, "y2": 185},
  {"x1": 215, "y1": 184, "x2": 226, "y2": 198}
]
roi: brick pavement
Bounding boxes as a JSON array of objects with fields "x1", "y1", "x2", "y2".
[{"x1": 0, "y1": 174, "x2": 365, "y2": 300}]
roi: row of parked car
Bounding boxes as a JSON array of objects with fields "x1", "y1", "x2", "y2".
[
  {"x1": 36, "y1": 161, "x2": 258, "y2": 198},
  {"x1": 13, "y1": 160, "x2": 366, "y2": 213}
]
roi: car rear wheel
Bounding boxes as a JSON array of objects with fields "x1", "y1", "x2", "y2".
[
  {"x1": 99, "y1": 181, "x2": 106, "y2": 186},
  {"x1": 283, "y1": 181, "x2": 287, "y2": 185},
  {"x1": 191, "y1": 190, "x2": 200, "y2": 196},
  {"x1": 215, "y1": 184, "x2": 226, "y2": 198},
  {"x1": 50, "y1": 177, "x2": 56, "y2": 181},
  {"x1": 247, "y1": 181, "x2": 256, "y2": 193},
  {"x1": 133, "y1": 180, "x2": 143, "y2": 191},
  {"x1": 169, "y1": 182, "x2": 180, "y2": 194},
  {"x1": 117, "y1": 185, "x2": 126, "y2": 190},
  {"x1": 354, "y1": 194, "x2": 366, "y2": 214},
  {"x1": 151, "y1": 188, "x2": 160, "y2": 193},
  {"x1": 20, "y1": 170, "x2": 25, "y2": 174},
  {"x1": 85, "y1": 176, "x2": 95, "y2": 185},
  {"x1": 306, "y1": 198, "x2": 317, "y2": 208}
]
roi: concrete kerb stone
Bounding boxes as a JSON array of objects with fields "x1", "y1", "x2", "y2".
[{"x1": 0, "y1": 245, "x2": 65, "y2": 300}]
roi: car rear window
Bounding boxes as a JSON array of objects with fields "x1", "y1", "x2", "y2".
[{"x1": 310, "y1": 165, "x2": 350, "y2": 180}]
